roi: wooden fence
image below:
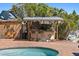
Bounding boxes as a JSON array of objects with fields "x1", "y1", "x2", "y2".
[{"x1": 0, "y1": 20, "x2": 21, "y2": 39}]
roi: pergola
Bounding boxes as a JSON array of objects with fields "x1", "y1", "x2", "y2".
[{"x1": 23, "y1": 17, "x2": 63, "y2": 40}]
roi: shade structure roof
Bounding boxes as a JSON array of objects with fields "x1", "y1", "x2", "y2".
[{"x1": 23, "y1": 17, "x2": 63, "y2": 21}]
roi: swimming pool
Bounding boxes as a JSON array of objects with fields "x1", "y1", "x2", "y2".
[{"x1": 0, "y1": 47, "x2": 59, "y2": 56}]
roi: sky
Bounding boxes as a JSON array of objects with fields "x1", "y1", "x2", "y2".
[
  {"x1": 0, "y1": 3, "x2": 79, "y2": 14},
  {"x1": 0, "y1": 3, "x2": 13, "y2": 13},
  {"x1": 48, "y1": 3, "x2": 79, "y2": 14}
]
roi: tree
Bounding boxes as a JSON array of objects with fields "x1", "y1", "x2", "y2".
[
  {"x1": 11, "y1": 3, "x2": 79, "y2": 40},
  {"x1": 11, "y1": 5, "x2": 18, "y2": 14},
  {"x1": 11, "y1": 5, "x2": 24, "y2": 19},
  {"x1": 24, "y1": 3, "x2": 36, "y2": 17},
  {"x1": 58, "y1": 10, "x2": 79, "y2": 39}
]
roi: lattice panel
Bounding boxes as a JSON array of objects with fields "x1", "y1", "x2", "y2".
[{"x1": 0, "y1": 23, "x2": 21, "y2": 39}]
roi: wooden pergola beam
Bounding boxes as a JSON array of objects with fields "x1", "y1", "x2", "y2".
[{"x1": 0, "y1": 20, "x2": 21, "y2": 25}]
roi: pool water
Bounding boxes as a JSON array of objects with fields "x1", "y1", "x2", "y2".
[{"x1": 0, "y1": 47, "x2": 59, "y2": 56}]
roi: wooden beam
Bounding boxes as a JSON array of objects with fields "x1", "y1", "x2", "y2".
[{"x1": 0, "y1": 21, "x2": 21, "y2": 25}]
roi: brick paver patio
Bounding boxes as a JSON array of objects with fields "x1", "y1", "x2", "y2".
[{"x1": 0, "y1": 39, "x2": 79, "y2": 56}]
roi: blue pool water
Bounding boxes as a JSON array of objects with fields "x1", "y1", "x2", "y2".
[{"x1": 0, "y1": 47, "x2": 59, "y2": 56}]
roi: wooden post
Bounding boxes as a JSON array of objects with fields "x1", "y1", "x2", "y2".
[
  {"x1": 53, "y1": 21, "x2": 56, "y2": 40},
  {"x1": 27, "y1": 21, "x2": 32, "y2": 40},
  {"x1": 56, "y1": 21, "x2": 59, "y2": 40},
  {"x1": 52, "y1": 21, "x2": 56, "y2": 40},
  {"x1": 20, "y1": 22, "x2": 23, "y2": 39}
]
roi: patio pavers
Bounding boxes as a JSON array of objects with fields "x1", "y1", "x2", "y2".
[{"x1": 0, "y1": 39, "x2": 79, "y2": 56}]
